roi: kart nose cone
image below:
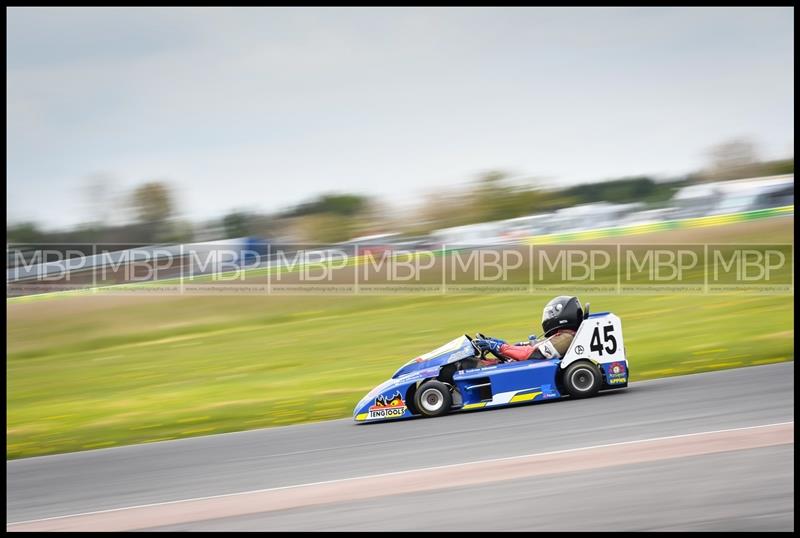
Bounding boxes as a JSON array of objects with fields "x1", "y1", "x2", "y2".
[{"x1": 353, "y1": 393, "x2": 372, "y2": 422}]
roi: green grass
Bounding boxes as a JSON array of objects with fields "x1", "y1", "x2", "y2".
[
  {"x1": 7, "y1": 216, "x2": 795, "y2": 459},
  {"x1": 7, "y1": 292, "x2": 793, "y2": 459}
]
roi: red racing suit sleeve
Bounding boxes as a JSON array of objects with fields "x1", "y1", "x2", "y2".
[
  {"x1": 497, "y1": 343, "x2": 535, "y2": 361},
  {"x1": 495, "y1": 330, "x2": 577, "y2": 361}
]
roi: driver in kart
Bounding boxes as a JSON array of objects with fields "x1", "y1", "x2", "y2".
[{"x1": 474, "y1": 296, "x2": 584, "y2": 365}]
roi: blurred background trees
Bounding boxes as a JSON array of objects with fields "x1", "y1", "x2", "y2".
[
  {"x1": 132, "y1": 182, "x2": 173, "y2": 224},
  {"x1": 695, "y1": 138, "x2": 793, "y2": 182},
  {"x1": 222, "y1": 211, "x2": 252, "y2": 239},
  {"x1": 276, "y1": 194, "x2": 381, "y2": 243},
  {"x1": 6, "y1": 138, "x2": 793, "y2": 247},
  {"x1": 131, "y1": 181, "x2": 174, "y2": 243}
]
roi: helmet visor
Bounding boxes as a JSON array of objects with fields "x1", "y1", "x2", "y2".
[{"x1": 542, "y1": 302, "x2": 564, "y2": 323}]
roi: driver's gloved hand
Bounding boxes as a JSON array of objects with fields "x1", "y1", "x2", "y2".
[{"x1": 475, "y1": 337, "x2": 506, "y2": 355}]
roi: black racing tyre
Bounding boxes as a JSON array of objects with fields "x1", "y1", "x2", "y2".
[
  {"x1": 414, "y1": 380, "x2": 453, "y2": 418},
  {"x1": 563, "y1": 361, "x2": 602, "y2": 399}
]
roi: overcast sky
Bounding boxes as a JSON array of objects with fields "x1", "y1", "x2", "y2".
[{"x1": 7, "y1": 7, "x2": 794, "y2": 229}]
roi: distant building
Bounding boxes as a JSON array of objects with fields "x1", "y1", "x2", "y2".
[{"x1": 672, "y1": 174, "x2": 794, "y2": 218}]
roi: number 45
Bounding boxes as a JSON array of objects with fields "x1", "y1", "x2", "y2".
[{"x1": 590, "y1": 326, "x2": 618, "y2": 355}]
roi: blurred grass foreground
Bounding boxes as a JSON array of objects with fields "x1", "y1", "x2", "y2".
[{"x1": 7, "y1": 218, "x2": 795, "y2": 459}]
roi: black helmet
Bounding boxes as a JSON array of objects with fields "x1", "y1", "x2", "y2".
[{"x1": 541, "y1": 296, "x2": 583, "y2": 337}]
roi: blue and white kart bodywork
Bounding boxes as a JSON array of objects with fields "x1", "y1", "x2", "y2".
[{"x1": 354, "y1": 312, "x2": 628, "y2": 423}]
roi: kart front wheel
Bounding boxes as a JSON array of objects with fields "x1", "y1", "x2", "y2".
[
  {"x1": 415, "y1": 380, "x2": 452, "y2": 418},
  {"x1": 563, "y1": 361, "x2": 601, "y2": 399}
]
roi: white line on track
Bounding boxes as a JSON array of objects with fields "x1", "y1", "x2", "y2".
[{"x1": 7, "y1": 420, "x2": 794, "y2": 527}]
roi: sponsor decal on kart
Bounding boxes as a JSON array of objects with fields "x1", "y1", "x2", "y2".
[
  {"x1": 368, "y1": 391, "x2": 407, "y2": 420},
  {"x1": 607, "y1": 361, "x2": 628, "y2": 384},
  {"x1": 541, "y1": 383, "x2": 559, "y2": 399}
]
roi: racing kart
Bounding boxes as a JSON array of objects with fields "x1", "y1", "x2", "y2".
[{"x1": 353, "y1": 306, "x2": 628, "y2": 422}]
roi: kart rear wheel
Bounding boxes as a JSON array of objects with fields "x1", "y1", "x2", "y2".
[
  {"x1": 415, "y1": 380, "x2": 452, "y2": 418},
  {"x1": 563, "y1": 361, "x2": 601, "y2": 399}
]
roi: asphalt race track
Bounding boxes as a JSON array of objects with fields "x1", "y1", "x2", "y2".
[{"x1": 7, "y1": 362, "x2": 795, "y2": 531}]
